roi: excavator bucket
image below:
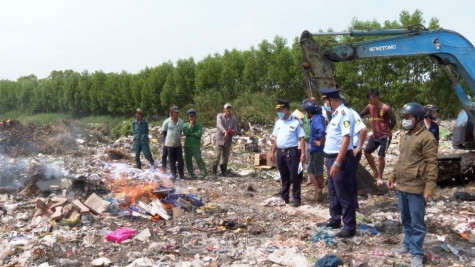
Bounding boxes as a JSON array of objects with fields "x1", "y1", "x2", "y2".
[{"x1": 300, "y1": 30, "x2": 337, "y2": 98}]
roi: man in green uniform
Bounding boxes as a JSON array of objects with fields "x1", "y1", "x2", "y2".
[
  {"x1": 132, "y1": 108, "x2": 155, "y2": 171},
  {"x1": 183, "y1": 109, "x2": 208, "y2": 179}
]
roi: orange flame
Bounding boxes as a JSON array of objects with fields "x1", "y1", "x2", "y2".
[{"x1": 110, "y1": 179, "x2": 159, "y2": 205}]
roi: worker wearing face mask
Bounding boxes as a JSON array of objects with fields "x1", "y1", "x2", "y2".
[
  {"x1": 270, "y1": 99, "x2": 306, "y2": 207},
  {"x1": 317, "y1": 88, "x2": 358, "y2": 239},
  {"x1": 389, "y1": 102, "x2": 437, "y2": 267}
]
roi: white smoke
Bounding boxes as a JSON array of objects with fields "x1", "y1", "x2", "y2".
[{"x1": 42, "y1": 164, "x2": 62, "y2": 179}]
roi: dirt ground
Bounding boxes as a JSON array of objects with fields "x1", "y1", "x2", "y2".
[{"x1": 0, "y1": 119, "x2": 474, "y2": 267}]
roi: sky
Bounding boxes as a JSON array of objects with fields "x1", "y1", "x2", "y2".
[{"x1": 0, "y1": 0, "x2": 474, "y2": 81}]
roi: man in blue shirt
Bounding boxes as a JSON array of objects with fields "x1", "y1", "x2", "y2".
[
  {"x1": 270, "y1": 100, "x2": 306, "y2": 207},
  {"x1": 318, "y1": 88, "x2": 358, "y2": 238},
  {"x1": 304, "y1": 101, "x2": 326, "y2": 202},
  {"x1": 423, "y1": 105, "x2": 439, "y2": 144},
  {"x1": 132, "y1": 108, "x2": 155, "y2": 171}
]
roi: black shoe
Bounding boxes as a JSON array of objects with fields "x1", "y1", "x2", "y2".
[
  {"x1": 336, "y1": 228, "x2": 355, "y2": 238},
  {"x1": 282, "y1": 198, "x2": 289, "y2": 204},
  {"x1": 317, "y1": 220, "x2": 341, "y2": 229},
  {"x1": 292, "y1": 201, "x2": 301, "y2": 207}
]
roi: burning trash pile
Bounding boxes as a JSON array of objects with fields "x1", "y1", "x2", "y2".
[{"x1": 0, "y1": 161, "x2": 208, "y2": 266}]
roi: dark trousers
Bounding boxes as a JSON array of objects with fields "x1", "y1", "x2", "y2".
[
  {"x1": 326, "y1": 150, "x2": 358, "y2": 231},
  {"x1": 276, "y1": 147, "x2": 301, "y2": 203},
  {"x1": 134, "y1": 143, "x2": 154, "y2": 165},
  {"x1": 167, "y1": 146, "x2": 184, "y2": 177},
  {"x1": 161, "y1": 145, "x2": 168, "y2": 169},
  {"x1": 354, "y1": 149, "x2": 363, "y2": 207}
]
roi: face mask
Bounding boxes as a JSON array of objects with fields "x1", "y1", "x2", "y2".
[
  {"x1": 277, "y1": 112, "x2": 285, "y2": 119},
  {"x1": 324, "y1": 104, "x2": 332, "y2": 112},
  {"x1": 402, "y1": 119, "x2": 414, "y2": 130}
]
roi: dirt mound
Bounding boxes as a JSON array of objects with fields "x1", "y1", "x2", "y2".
[{"x1": 0, "y1": 119, "x2": 78, "y2": 156}]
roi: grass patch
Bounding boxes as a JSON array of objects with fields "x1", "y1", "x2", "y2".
[{"x1": 13, "y1": 113, "x2": 72, "y2": 125}]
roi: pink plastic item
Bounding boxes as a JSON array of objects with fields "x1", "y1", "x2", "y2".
[{"x1": 105, "y1": 227, "x2": 136, "y2": 243}]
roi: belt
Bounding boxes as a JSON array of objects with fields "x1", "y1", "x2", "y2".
[
  {"x1": 278, "y1": 146, "x2": 298, "y2": 153},
  {"x1": 325, "y1": 153, "x2": 338, "y2": 158}
]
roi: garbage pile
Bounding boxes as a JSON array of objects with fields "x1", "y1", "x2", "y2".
[{"x1": 0, "y1": 119, "x2": 474, "y2": 266}]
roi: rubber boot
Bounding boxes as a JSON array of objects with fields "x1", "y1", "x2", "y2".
[
  {"x1": 220, "y1": 164, "x2": 227, "y2": 177},
  {"x1": 212, "y1": 165, "x2": 218, "y2": 179},
  {"x1": 136, "y1": 162, "x2": 141, "y2": 169}
]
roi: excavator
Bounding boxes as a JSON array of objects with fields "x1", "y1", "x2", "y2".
[{"x1": 300, "y1": 26, "x2": 475, "y2": 184}]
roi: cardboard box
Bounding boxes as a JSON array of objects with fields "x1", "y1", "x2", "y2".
[{"x1": 254, "y1": 153, "x2": 276, "y2": 169}]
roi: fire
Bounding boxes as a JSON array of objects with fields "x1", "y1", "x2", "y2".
[
  {"x1": 110, "y1": 179, "x2": 159, "y2": 205},
  {"x1": 151, "y1": 214, "x2": 160, "y2": 221}
]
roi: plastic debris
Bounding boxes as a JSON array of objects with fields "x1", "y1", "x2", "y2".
[
  {"x1": 187, "y1": 193, "x2": 204, "y2": 207},
  {"x1": 441, "y1": 243, "x2": 462, "y2": 260},
  {"x1": 425, "y1": 250, "x2": 440, "y2": 264},
  {"x1": 92, "y1": 257, "x2": 112, "y2": 266},
  {"x1": 261, "y1": 197, "x2": 286, "y2": 206},
  {"x1": 356, "y1": 213, "x2": 372, "y2": 223},
  {"x1": 314, "y1": 254, "x2": 343, "y2": 267},
  {"x1": 312, "y1": 227, "x2": 337, "y2": 246},
  {"x1": 105, "y1": 227, "x2": 136, "y2": 243},
  {"x1": 357, "y1": 224, "x2": 380, "y2": 236},
  {"x1": 268, "y1": 248, "x2": 309, "y2": 267}
]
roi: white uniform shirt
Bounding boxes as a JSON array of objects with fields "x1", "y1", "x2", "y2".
[
  {"x1": 323, "y1": 103, "x2": 355, "y2": 154},
  {"x1": 272, "y1": 115, "x2": 305, "y2": 149},
  {"x1": 350, "y1": 108, "x2": 366, "y2": 147}
]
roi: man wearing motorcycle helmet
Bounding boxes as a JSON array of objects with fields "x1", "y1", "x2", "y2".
[
  {"x1": 388, "y1": 102, "x2": 437, "y2": 267},
  {"x1": 423, "y1": 104, "x2": 439, "y2": 143},
  {"x1": 303, "y1": 101, "x2": 326, "y2": 202}
]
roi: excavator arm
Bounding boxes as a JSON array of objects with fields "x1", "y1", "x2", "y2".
[{"x1": 300, "y1": 28, "x2": 475, "y2": 149}]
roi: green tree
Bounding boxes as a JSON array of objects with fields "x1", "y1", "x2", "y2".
[
  {"x1": 16, "y1": 74, "x2": 38, "y2": 112},
  {"x1": 90, "y1": 71, "x2": 108, "y2": 114},
  {"x1": 143, "y1": 62, "x2": 174, "y2": 116},
  {"x1": 173, "y1": 58, "x2": 195, "y2": 107}
]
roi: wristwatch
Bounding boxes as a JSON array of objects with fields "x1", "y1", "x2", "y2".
[{"x1": 333, "y1": 162, "x2": 341, "y2": 168}]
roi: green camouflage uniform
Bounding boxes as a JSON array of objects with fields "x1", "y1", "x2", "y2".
[
  {"x1": 183, "y1": 121, "x2": 207, "y2": 178},
  {"x1": 133, "y1": 119, "x2": 154, "y2": 168}
]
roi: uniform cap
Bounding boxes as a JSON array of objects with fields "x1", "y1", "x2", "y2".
[
  {"x1": 187, "y1": 109, "x2": 197, "y2": 115},
  {"x1": 135, "y1": 108, "x2": 143, "y2": 114},
  {"x1": 318, "y1": 88, "x2": 341, "y2": 99},
  {"x1": 301, "y1": 98, "x2": 310, "y2": 108},
  {"x1": 275, "y1": 99, "x2": 290, "y2": 109},
  {"x1": 224, "y1": 103, "x2": 232, "y2": 109}
]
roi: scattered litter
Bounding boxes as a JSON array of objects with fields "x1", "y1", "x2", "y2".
[
  {"x1": 105, "y1": 227, "x2": 136, "y2": 243},
  {"x1": 357, "y1": 224, "x2": 380, "y2": 236},
  {"x1": 261, "y1": 197, "x2": 286, "y2": 206},
  {"x1": 314, "y1": 254, "x2": 343, "y2": 267},
  {"x1": 312, "y1": 227, "x2": 337, "y2": 246}
]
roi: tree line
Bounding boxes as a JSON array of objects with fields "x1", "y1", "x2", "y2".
[{"x1": 0, "y1": 10, "x2": 468, "y2": 125}]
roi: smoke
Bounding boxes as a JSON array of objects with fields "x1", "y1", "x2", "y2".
[
  {"x1": 0, "y1": 155, "x2": 29, "y2": 190},
  {"x1": 42, "y1": 164, "x2": 62, "y2": 179},
  {"x1": 0, "y1": 154, "x2": 64, "y2": 192}
]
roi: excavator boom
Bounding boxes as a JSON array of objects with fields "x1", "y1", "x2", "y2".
[{"x1": 300, "y1": 28, "x2": 475, "y2": 149}]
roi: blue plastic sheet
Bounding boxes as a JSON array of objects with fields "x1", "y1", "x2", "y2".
[
  {"x1": 312, "y1": 227, "x2": 337, "y2": 246},
  {"x1": 357, "y1": 224, "x2": 380, "y2": 236}
]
